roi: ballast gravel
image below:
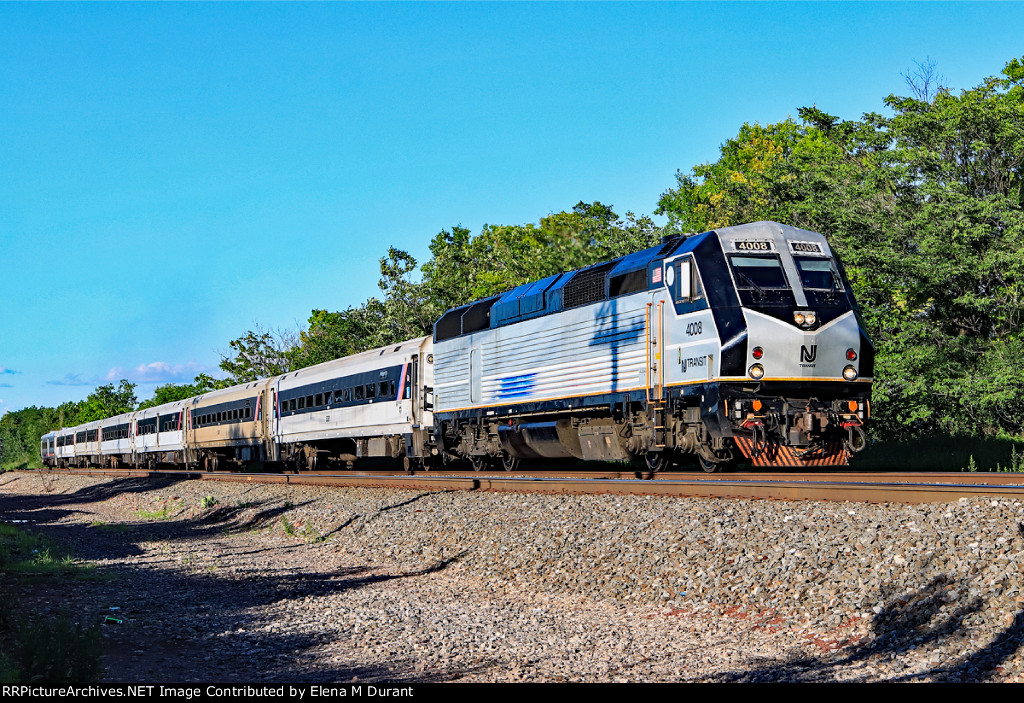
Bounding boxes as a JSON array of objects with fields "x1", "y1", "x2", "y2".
[{"x1": 3, "y1": 471, "x2": 1024, "y2": 682}]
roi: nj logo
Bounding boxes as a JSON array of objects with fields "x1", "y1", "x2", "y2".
[{"x1": 800, "y1": 345, "x2": 817, "y2": 363}]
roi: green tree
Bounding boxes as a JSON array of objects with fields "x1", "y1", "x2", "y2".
[
  {"x1": 75, "y1": 381, "x2": 137, "y2": 423},
  {"x1": 219, "y1": 326, "x2": 297, "y2": 383},
  {"x1": 656, "y1": 56, "x2": 1024, "y2": 438},
  {"x1": 0, "y1": 406, "x2": 59, "y2": 470}
]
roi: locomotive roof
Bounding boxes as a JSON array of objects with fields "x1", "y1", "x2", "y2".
[{"x1": 432, "y1": 229, "x2": 708, "y2": 342}]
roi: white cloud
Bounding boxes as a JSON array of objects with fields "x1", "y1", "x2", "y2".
[
  {"x1": 0, "y1": 366, "x2": 20, "y2": 375},
  {"x1": 105, "y1": 360, "x2": 206, "y2": 384},
  {"x1": 46, "y1": 373, "x2": 95, "y2": 386}
]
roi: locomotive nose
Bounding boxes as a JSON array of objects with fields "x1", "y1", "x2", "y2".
[{"x1": 744, "y1": 309, "x2": 862, "y2": 382}]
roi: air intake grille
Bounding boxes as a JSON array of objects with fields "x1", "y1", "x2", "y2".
[{"x1": 563, "y1": 262, "x2": 615, "y2": 309}]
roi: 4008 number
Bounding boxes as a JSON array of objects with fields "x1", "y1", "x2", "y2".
[{"x1": 685, "y1": 321, "x2": 703, "y2": 336}]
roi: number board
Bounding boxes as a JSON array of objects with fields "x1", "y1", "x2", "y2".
[
  {"x1": 734, "y1": 240, "x2": 774, "y2": 252},
  {"x1": 790, "y1": 240, "x2": 824, "y2": 254}
]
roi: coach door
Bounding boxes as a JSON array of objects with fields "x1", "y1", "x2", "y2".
[{"x1": 260, "y1": 381, "x2": 278, "y2": 462}]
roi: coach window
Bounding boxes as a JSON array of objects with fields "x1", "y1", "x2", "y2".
[
  {"x1": 379, "y1": 381, "x2": 388, "y2": 397},
  {"x1": 298, "y1": 397, "x2": 306, "y2": 410},
  {"x1": 315, "y1": 393, "x2": 323, "y2": 406},
  {"x1": 366, "y1": 383, "x2": 376, "y2": 399}
]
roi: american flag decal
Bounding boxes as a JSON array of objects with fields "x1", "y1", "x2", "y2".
[{"x1": 652, "y1": 267, "x2": 662, "y2": 284}]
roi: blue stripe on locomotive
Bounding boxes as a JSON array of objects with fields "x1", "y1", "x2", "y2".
[{"x1": 494, "y1": 372, "x2": 538, "y2": 399}]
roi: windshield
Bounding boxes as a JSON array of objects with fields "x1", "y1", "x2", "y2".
[
  {"x1": 729, "y1": 255, "x2": 789, "y2": 290},
  {"x1": 795, "y1": 257, "x2": 842, "y2": 291}
]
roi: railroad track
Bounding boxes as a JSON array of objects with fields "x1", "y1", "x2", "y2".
[{"x1": 24, "y1": 467, "x2": 1024, "y2": 504}]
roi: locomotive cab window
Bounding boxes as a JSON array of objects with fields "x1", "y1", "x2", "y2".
[
  {"x1": 795, "y1": 257, "x2": 843, "y2": 291},
  {"x1": 728, "y1": 255, "x2": 790, "y2": 290},
  {"x1": 674, "y1": 257, "x2": 704, "y2": 303}
]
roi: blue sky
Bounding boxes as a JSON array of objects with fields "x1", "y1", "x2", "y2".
[{"x1": 2, "y1": 2, "x2": 1023, "y2": 415}]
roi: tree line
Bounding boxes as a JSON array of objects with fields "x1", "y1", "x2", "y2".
[{"x1": 3, "y1": 56, "x2": 1022, "y2": 469}]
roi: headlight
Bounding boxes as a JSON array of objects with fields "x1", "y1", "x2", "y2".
[
  {"x1": 843, "y1": 365, "x2": 858, "y2": 381},
  {"x1": 748, "y1": 363, "x2": 765, "y2": 380},
  {"x1": 794, "y1": 310, "x2": 816, "y2": 327}
]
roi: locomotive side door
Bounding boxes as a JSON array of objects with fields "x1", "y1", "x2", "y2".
[{"x1": 646, "y1": 291, "x2": 666, "y2": 403}]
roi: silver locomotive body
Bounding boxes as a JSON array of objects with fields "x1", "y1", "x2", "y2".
[{"x1": 432, "y1": 221, "x2": 872, "y2": 470}]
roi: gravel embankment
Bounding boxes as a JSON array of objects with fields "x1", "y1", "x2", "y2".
[{"x1": 2, "y1": 471, "x2": 1024, "y2": 682}]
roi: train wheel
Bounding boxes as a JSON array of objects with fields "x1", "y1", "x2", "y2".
[
  {"x1": 501, "y1": 454, "x2": 520, "y2": 472},
  {"x1": 470, "y1": 455, "x2": 488, "y2": 472},
  {"x1": 698, "y1": 454, "x2": 722, "y2": 473},
  {"x1": 644, "y1": 452, "x2": 664, "y2": 479}
]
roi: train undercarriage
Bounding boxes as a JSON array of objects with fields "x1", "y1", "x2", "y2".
[{"x1": 438, "y1": 383, "x2": 869, "y2": 473}]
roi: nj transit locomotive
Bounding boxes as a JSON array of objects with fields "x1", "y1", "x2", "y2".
[{"x1": 41, "y1": 221, "x2": 871, "y2": 473}]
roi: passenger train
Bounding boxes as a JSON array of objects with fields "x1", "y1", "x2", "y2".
[{"x1": 41, "y1": 221, "x2": 872, "y2": 473}]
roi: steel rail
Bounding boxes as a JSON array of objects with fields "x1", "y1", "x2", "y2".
[{"x1": 26, "y1": 467, "x2": 1024, "y2": 503}]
